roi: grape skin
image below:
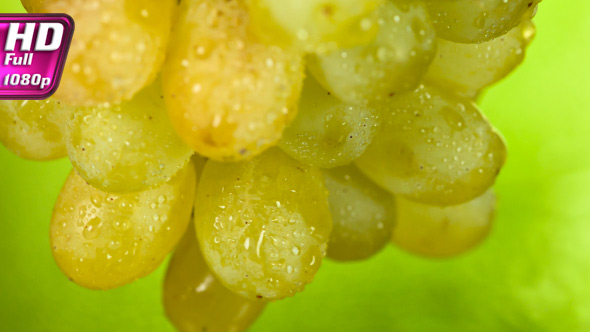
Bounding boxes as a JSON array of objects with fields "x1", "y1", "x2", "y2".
[
  {"x1": 307, "y1": 0, "x2": 437, "y2": 105},
  {"x1": 246, "y1": 0, "x2": 383, "y2": 54},
  {"x1": 22, "y1": 0, "x2": 175, "y2": 105},
  {"x1": 0, "y1": 99, "x2": 71, "y2": 160},
  {"x1": 279, "y1": 76, "x2": 381, "y2": 168},
  {"x1": 425, "y1": 21, "x2": 536, "y2": 98},
  {"x1": 164, "y1": 228, "x2": 266, "y2": 332},
  {"x1": 194, "y1": 148, "x2": 332, "y2": 300},
  {"x1": 51, "y1": 161, "x2": 196, "y2": 289},
  {"x1": 355, "y1": 84, "x2": 506, "y2": 206},
  {"x1": 392, "y1": 190, "x2": 496, "y2": 258},
  {"x1": 162, "y1": 0, "x2": 304, "y2": 162},
  {"x1": 66, "y1": 80, "x2": 192, "y2": 194},
  {"x1": 423, "y1": 0, "x2": 539, "y2": 43},
  {"x1": 323, "y1": 165, "x2": 395, "y2": 261}
]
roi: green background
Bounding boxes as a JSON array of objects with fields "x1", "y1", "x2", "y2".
[{"x1": 1, "y1": 1, "x2": 590, "y2": 331}]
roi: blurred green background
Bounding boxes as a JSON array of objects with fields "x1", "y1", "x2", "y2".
[{"x1": 1, "y1": 0, "x2": 589, "y2": 331}]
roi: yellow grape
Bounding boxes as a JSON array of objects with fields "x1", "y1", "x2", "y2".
[
  {"x1": 246, "y1": 0, "x2": 383, "y2": 54},
  {"x1": 392, "y1": 190, "x2": 496, "y2": 258},
  {"x1": 355, "y1": 84, "x2": 506, "y2": 206},
  {"x1": 425, "y1": 21, "x2": 536, "y2": 97},
  {"x1": 164, "y1": 228, "x2": 266, "y2": 332},
  {"x1": 194, "y1": 148, "x2": 332, "y2": 300},
  {"x1": 162, "y1": 0, "x2": 304, "y2": 161},
  {"x1": 0, "y1": 99, "x2": 71, "y2": 160},
  {"x1": 423, "y1": 0, "x2": 540, "y2": 43},
  {"x1": 308, "y1": 0, "x2": 436, "y2": 105},
  {"x1": 323, "y1": 165, "x2": 395, "y2": 261},
  {"x1": 51, "y1": 161, "x2": 196, "y2": 289},
  {"x1": 22, "y1": 0, "x2": 175, "y2": 105},
  {"x1": 66, "y1": 80, "x2": 192, "y2": 193},
  {"x1": 279, "y1": 76, "x2": 381, "y2": 168}
]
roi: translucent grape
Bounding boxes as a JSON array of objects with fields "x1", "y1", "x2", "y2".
[
  {"x1": 323, "y1": 165, "x2": 395, "y2": 261},
  {"x1": 425, "y1": 21, "x2": 536, "y2": 97},
  {"x1": 392, "y1": 190, "x2": 496, "y2": 258},
  {"x1": 164, "y1": 228, "x2": 266, "y2": 332},
  {"x1": 66, "y1": 80, "x2": 192, "y2": 193},
  {"x1": 279, "y1": 76, "x2": 381, "y2": 168},
  {"x1": 50, "y1": 161, "x2": 196, "y2": 289},
  {"x1": 0, "y1": 99, "x2": 71, "y2": 160},
  {"x1": 308, "y1": 0, "x2": 436, "y2": 105},
  {"x1": 246, "y1": 0, "x2": 383, "y2": 54},
  {"x1": 355, "y1": 84, "x2": 506, "y2": 206},
  {"x1": 423, "y1": 0, "x2": 540, "y2": 43},
  {"x1": 22, "y1": 0, "x2": 175, "y2": 105},
  {"x1": 194, "y1": 148, "x2": 332, "y2": 300},
  {"x1": 162, "y1": 0, "x2": 304, "y2": 161}
]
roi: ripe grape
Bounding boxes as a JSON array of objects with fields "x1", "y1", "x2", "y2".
[
  {"x1": 355, "y1": 84, "x2": 506, "y2": 206},
  {"x1": 425, "y1": 21, "x2": 536, "y2": 98},
  {"x1": 279, "y1": 76, "x2": 380, "y2": 168},
  {"x1": 307, "y1": 0, "x2": 436, "y2": 105},
  {"x1": 164, "y1": 228, "x2": 266, "y2": 332},
  {"x1": 323, "y1": 165, "x2": 395, "y2": 261},
  {"x1": 392, "y1": 190, "x2": 496, "y2": 258},
  {"x1": 50, "y1": 161, "x2": 196, "y2": 289},
  {"x1": 423, "y1": 0, "x2": 540, "y2": 43},
  {"x1": 22, "y1": 0, "x2": 175, "y2": 105},
  {"x1": 0, "y1": 99, "x2": 70, "y2": 160},
  {"x1": 246, "y1": 0, "x2": 382, "y2": 54},
  {"x1": 194, "y1": 148, "x2": 332, "y2": 300},
  {"x1": 66, "y1": 80, "x2": 192, "y2": 193},
  {"x1": 162, "y1": 0, "x2": 304, "y2": 162}
]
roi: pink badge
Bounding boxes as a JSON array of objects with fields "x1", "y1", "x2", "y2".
[{"x1": 0, "y1": 14, "x2": 74, "y2": 100}]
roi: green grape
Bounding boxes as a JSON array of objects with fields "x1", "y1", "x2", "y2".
[
  {"x1": 307, "y1": 0, "x2": 436, "y2": 105},
  {"x1": 323, "y1": 165, "x2": 395, "y2": 261},
  {"x1": 22, "y1": 0, "x2": 175, "y2": 105},
  {"x1": 246, "y1": 0, "x2": 383, "y2": 54},
  {"x1": 425, "y1": 21, "x2": 536, "y2": 98},
  {"x1": 164, "y1": 227, "x2": 266, "y2": 332},
  {"x1": 162, "y1": 0, "x2": 304, "y2": 162},
  {"x1": 0, "y1": 99, "x2": 71, "y2": 160},
  {"x1": 392, "y1": 190, "x2": 495, "y2": 258},
  {"x1": 278, "y1": 76, "x2": 381, "y2": 168},
  {"x1": 194, "y1": 148, "x2": 332, "y2": 300},
  {"x1": 423, "y1": 0, "x2": 540, "y2": 43},
  {"x1": 51, "y1": 161, "x2": 196, "y2": 289},
  {"x1": 66, "y1": 80, "x2": 192, "y2": 193},
  {"x1": 355, "y1": 84, "x2": 506, "y2": 206}
]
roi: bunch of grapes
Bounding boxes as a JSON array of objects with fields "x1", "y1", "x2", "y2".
[{"x1": 1, "y1": 0, "x2": 541, "y2": 331}]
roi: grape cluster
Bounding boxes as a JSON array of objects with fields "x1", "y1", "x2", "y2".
[{"x1": 1, "y1": 0, "x2": 541, "y2": 330}]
